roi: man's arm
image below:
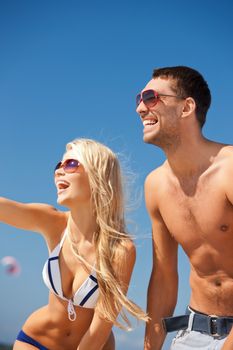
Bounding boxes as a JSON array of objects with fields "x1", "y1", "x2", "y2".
[
  {"x1": 144, "y1": 172, "x2": 179, "y2": 350},
  {"x1": 224, "y1": 148, "x2": 233, "y2": 205},
  {"x1": 222, "y1": 327, "x2": 233, "y2": 349},
  {"x1": 221, "y1": 150, "x2": 233, "y2": 349}
]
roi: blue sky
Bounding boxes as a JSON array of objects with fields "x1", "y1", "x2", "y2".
[{"x1": 0, "y1": 0, "x2": 233, "y2": 348}]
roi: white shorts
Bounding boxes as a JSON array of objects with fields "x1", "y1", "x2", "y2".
[{"x1": 169, "y1": 330, "x2": 227, "y2": 350}]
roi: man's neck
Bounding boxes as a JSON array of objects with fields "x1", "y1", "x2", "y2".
[{"x1": 164, "y1": 136, "x2": 219, "y2": 178}]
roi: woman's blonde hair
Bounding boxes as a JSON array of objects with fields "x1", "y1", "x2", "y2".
[{"x1": 66, "y1": 138, "x2": 148, "y2": 329}]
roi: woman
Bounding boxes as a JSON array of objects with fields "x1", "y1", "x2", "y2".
[{"x1": 0, "y1": 138, "x2": 148, "y2": 350}]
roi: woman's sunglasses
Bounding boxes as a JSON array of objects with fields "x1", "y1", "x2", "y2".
[
  {"x1": 54, "y1": 159, "x2": 80, "y2": 174},
  {"x1": 136, "y1": 89, "x2": 184, "y2": 108}
]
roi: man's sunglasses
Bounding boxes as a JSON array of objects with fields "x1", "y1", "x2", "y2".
[
  {"x1": 54, "y1": 159, "x2": 80, "y2": 174},
  {"x1": 136, "y1": 89, "x2": 184, "y2": 108}
]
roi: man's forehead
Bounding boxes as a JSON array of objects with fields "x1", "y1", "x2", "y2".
[{"x1": 143, "y1": 77, "x2": 175, "y2": 92}]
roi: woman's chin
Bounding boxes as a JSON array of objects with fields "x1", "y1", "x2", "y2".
[{"x1": 57, "y1": 196, "x2": 68, "y2": 207}]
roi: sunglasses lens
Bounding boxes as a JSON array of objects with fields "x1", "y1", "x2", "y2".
[
  {"x1": 142, "y1": 90, "x2": 158, "y2": 107},
  {"x1": 136, "y1": 93, "x2": 142, "y2": 107},
  {"x1": 54, "y1": 159, "x2": 80, "y2": 174},
  {"x1": 54, "y1": 162, "x2": 62, "y2": 173},
  {"x1": 63, "y1": 159, "x2": 80, "y2": 173}
]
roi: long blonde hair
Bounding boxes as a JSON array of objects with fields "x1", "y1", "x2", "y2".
[{"x1": 66, "y1": 138, "x2": 148, "y2": 329}]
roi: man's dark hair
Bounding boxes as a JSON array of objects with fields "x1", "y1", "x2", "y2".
[{"x1": 153, "y1": 66, "x2": 211, "y2": 128}]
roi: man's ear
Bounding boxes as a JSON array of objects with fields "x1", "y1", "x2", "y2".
[{"x1": 181, "y1": 97, "x2": 196, "y2": 119}]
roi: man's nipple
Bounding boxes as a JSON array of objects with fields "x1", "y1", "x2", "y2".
[{"x1": 220, "y1": 224, "x2": 229, "y2": 232}]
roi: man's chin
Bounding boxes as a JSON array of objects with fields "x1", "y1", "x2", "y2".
[
  {"x1": 143, "y1": 133, "x2": 163, "y2": 148},
  {"x1": 143, "y1": 133, "x2": 156, "y2": 145}
]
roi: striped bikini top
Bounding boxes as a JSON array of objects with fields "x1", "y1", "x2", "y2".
[{"x1": 42, "y1": 228, "x2": 99, "y2": 321}]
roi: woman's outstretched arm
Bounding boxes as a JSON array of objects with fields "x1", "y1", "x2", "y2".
[{"x1": 0, "y1": 196, "x2": 67, "y2": 236}]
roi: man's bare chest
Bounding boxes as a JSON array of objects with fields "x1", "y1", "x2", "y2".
[{"x1": 158, "y1": 176, "x2": 233, "y2": 248}]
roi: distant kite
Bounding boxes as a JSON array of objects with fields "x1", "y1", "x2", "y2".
[{"x1": 0, "y1": 256, "x2": 21, "y2": 276}]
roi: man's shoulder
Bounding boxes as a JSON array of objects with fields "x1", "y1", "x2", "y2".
[
  {"x1": 217, "y1": 145, "x2": 233, "y2": 166},
  {"x1": 144, "y1": 162, "x2": 170, "y2": 214},
  {"x1": 216, "y1": 145, "x2": 233, "y2": 203},
  {"x1": 209, "y1": 145, "x2": 233, "y2": 183},
  {"x1": 145, "y1": 161, "x2": 169, "y2": 188},
  {"x1": 219, "y1": 144, "x2": 233, "y2": 156}
]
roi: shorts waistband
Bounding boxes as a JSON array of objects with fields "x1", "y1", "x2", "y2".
[{"x1": 163, "y1": 307, "x2": 233, "y2": 337}]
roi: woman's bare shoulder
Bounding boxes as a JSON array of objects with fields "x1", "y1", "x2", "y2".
[{"x1": 28, "y1": 203, "x2": 69, "y2": 240}]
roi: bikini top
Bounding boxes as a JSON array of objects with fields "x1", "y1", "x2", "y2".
[{"x1": 42, "y1": 228, "x2": 99, "y2": 321}]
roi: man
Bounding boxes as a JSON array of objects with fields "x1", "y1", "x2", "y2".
[{"x1": 136, "y1": 66, "x2": 233, "y2": 349}]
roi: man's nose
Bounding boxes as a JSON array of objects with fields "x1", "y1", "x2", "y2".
[{"x1": 136, "y1": 100, "x2": 149, "y2": 117}]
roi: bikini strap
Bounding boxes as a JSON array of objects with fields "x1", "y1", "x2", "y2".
[{"x1": 59, "y1": 227, "x2": 68, "y2": 248}]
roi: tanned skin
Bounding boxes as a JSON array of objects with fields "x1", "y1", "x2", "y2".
[
  {"x1": 0, "y1": 148, "x2": 135, "y2": 350},
  {"x1": 136, "y1": 77, "x2": 233, "y2": 350},
  {"x1": 222, "y1": 327, "x2": 233, "y2": 349}
]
